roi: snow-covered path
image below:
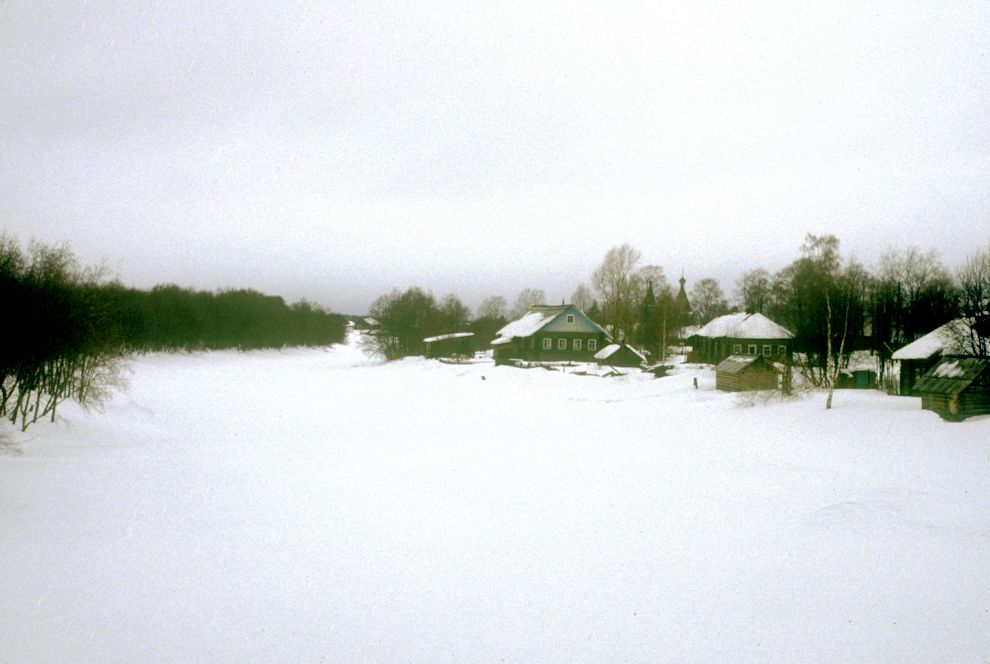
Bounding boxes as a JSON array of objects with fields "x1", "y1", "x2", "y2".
[{"x1": 2, "y1": 339, "x2": 989, "y2": 662}]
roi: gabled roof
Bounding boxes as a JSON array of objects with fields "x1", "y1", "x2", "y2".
[
  {"x1": 594, "y1": 343, "x2": 646, "y2": 363},
  {"x1": 914, "y1": 356, "x2": 990, "y2": 395},
  {"x1": 715, "y1": 354, "x2": 776, "y2": 374},
  {"x1": 891, "y1": 318, "x2": 973, "y2": 361},
  {"x1": 491, "y1": 305, "x2": 606, "y2": 345},
  {"x1": 693, "y1": 312, "x2": 793, "y2": 340}
]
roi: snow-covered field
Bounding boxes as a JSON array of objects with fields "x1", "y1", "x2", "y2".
[{"x1": 2, "y1": 335, "x2": 989, "y2": 663}]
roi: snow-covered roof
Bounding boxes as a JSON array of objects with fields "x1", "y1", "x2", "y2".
[
  {"x1": 914, "y1": 356, "x2": 990, "y2": 395},
  {"x1": 594, "y1": 343, "x2": 646, "y2": 362},
  {"x1": 692, "y1": 312, "x2": 793, "y2": 340},
  {"x1": 891, "y1": 318, "x2": 973, "y2": 360},
  {"x1": 491, "y1": 310, "x2": 557, "y2": 345},
  {"x1": 423, "y1": 332, "x2": 474, "y2": 343},
  {"x1": 714, "y1": 354, "x2": 775, "y2": 374}
]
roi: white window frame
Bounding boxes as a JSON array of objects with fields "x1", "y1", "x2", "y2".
[
  {"x1": 763, "y1": 344, "x2": 772, "y2": 356},
  {"x1": 573, "y1": 338, "x2": 582, "y2": 351},
  {"x1": 566, "y1": 314, "x2": 575, "y2": 324},
  {"x1": 558, "y1": 338, "x2": 567, "y2": 350},
  {"x1": 778, "y1": 345, "x2": 787, "y2": 356},
  {"x1": 588, "y1": 339, "x2": 597, "y2": 351},
  {"x1": 747, "y1": 344, "x2": 757, "y2": 355},
  {"x1": 732, "y1": 344, "x2": 742, "y2": 354},
  {"x1": 542, "y1": 338, "x2": 552, "y2": 350}
]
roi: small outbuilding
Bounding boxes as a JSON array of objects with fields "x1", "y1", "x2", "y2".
[
  {"x1": 715, "y1": 354, "x2": 779, "y2": 392},
  {"x1": 423, "y1": 332, "x2": 474, "y2": 359},
  {"x1": 594, "y1": 343, "x2": 647, "y2": 368},
  {"x1": 914, "y1": 356, "x2": 990, "y2": 421}
]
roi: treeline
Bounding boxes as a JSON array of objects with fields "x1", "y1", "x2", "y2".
[
  {"x1": 1, "y1": 236, "x2": 346, "y2": 430},
  {"x1": 102, "y1": 283, "x2": 346, "y2": 351}
]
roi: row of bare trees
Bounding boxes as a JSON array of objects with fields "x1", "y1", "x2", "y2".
[{"x1": 0, "y1": 237, "x2": 127, "y2": 431}]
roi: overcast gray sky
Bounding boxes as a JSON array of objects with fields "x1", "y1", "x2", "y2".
[{"x1": 3, "y1": 1, "x2": 989, "y2": 314}]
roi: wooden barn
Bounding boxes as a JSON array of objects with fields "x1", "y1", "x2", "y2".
[
  {"x1": 491, "y1": 304, "x2": 610, "y2": 365},
  {"x1": 687, "y1": 312, "x2": 793, "y2": 365},
  {"x1": 594, "y1": 343, "x2": 647, "y2": 368},
  {"x1": 715, "y1": 354, "x2": 779, "y2": 392},
  {"x1": 914, "y1": 357, "x2": 990, "y2": 421},
  {"x1": 423, "y1": 332, "x2": 474, "y2": 359},
  {"x1": 891, "y1": 318, "x2": 974, "y2": 396}
]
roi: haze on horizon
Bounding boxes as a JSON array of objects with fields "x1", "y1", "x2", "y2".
[{"x1": 3, "y1": 1, "x2": 989, "y2": 315}]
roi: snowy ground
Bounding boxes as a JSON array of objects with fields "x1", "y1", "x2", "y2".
[{"x1": 2, "y1": 335, "x2": 989, "y2": 663}]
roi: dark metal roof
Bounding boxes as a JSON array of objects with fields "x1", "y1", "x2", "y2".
[{"x1": 914, "y1": 357, "x2": 990, "y2": 395}]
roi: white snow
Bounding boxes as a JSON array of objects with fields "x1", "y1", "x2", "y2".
[
  {"x1": 933, "y1": 360, "x2": 967, "y2": 379},
  {"x1": 693, "y1": 312, "x2": 794, "y2": 340},
  {"x1": 2, "y1": 333, "x2": 989, "y2": 663},
  {"x1": 423, "y1": 332, "x2": 474, "y2": 343}
]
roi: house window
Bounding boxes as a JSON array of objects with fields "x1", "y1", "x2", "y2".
[
  {"x1": 566, "y1": 314, "x2": 575, "y2": 324},
  {"x1": 763, "y1": 345, "x2": 772, "y2": 356},
  {"x1": 748, "y1": 344, "x2": 757, "y2": 355},
  {"x1": 732, "y1": 344, "x2": 742, "y2": 354},
  {"x1": 778, "y1": 345, "x2": 786, "y2": 356},
  {"x1": 588, "y1": 339, "x2": 597, "y2": 351},
  {"x1": 542, "y1": 338, "x2": 552, "y2": 350},
  {"x1": 558, "y1": 338, "x2": 567, "y2": 350},
  {"x1": 573, "y1": 338, "x2": 582, "y2": 351}
]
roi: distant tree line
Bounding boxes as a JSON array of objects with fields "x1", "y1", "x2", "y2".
[
  {"x1": 1, "y1": 236, "x2": 346, "y2": 430},
  {"x1": 100, "y1": 283, "x2": 346, "y2": 351},
  {"x1": 365, "y1": 236, "x2": 990, "y2": 382}
]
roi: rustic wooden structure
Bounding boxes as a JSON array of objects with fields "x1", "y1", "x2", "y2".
[
  {"x1": 688, "y1": 312, "x2": 793, "y2": 365},
  {"x1": 594, "y1": 343, "x2": 647, "y2": 368},
  {"x1": 491, "y1": 304, "x2": 610, "y2": 365},
  {"x1": 714, "y1": 354, "x2": 779, "y2": 392},
  {"x1": 914, "y1": 357, "x2": 990, "y2": 421},
  {"x1": 836, "y1": 369, "x2": 877, "y2": 389},
  {"x1": 423, "y1": 332, "x2": 474, "y2": 359},
  {"x1": 891, "y1": 318, "x2": 974, "y2": 396}
]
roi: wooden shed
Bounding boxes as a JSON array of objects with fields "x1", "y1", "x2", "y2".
[
  {"x1": 423, "y1": 332, "x2": 474, "y2": 359},
  {"x1": 914, "y1": 357, "x2": 990, "y2": 421},
  {"x1": 594, "y1": 343, "x2": 647, "y2": 368},
  {"x1": 715, "y1": 354, "x2": 779, "y2": 392}
]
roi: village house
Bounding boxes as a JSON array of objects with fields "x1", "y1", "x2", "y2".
[
  {"x1": 687, "y1": 312, "x2": 793, "y2": 365},
  {"x1": 891, "y1": 318, "x2": 976, "y2": 396},
  {"x1": 914, "y1": 356, "x2": 990, "y2": 421},
  {"x1": 714, "y1": 354, "x2": 779, "y2": 392},
  {"x1": 491, "y1": 304, "x2": 610, "y2": 365}
]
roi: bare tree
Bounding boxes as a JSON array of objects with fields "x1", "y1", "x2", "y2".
[
  {"x1": 735, "y1": 268, "x2": 772, "y2": 314},
  {"x1": 570, "y1": 283, "x2": 595, "y2": 312},
  {"x1": 592, "y1": 244, "x2": 641, "y2": 340},
  {"x1": 955, "y1": 243, "x2": 990, "y2": 356},
  {"x1": 690, "y1": 277, "x2": 729, "y2": 325},
  {"x1": 476, "y1": 295, "x2": 508, "y2": 321},
  {"x1": 510, "y1": 288, "x2": 547, "y2": 318}
]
